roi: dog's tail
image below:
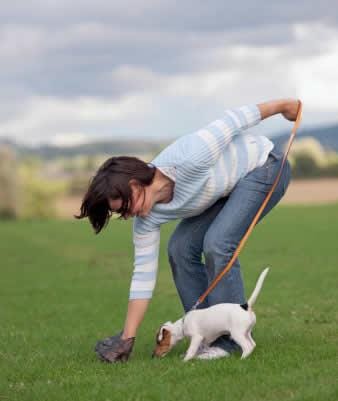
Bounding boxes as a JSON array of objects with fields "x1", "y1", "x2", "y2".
[{"x1": 247, "y1": 267, "x2": 270, "y2": 308}]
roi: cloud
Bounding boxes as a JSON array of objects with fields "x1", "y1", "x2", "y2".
[
  {"x1": 2, "y1": 1, "x2": 337, "y2": 30},
  {"x1": 0, "y1": 2, "x2": 338, "y2": 145},
  {"x1": 0, "y1": 94, "x2": 155, "y2": 145},
  {"x1": 290, "y1": 24, "x2": 338, "y2": 111}
]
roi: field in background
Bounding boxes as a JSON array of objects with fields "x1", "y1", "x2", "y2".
[
  {"x1": 0, "y1": 203, "x2": 337, "y2": 401},
  {"x1": 55, "y1": 177, "x2": 338, "y2": 219},
  {"x1": 2, "y1": 134, "x2": 338, "y2": 220}
]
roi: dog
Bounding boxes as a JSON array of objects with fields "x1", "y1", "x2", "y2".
[{"x1": 153, "y1": 267, "x2": 269, "y2": 361}]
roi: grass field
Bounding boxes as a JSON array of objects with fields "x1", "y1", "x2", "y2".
[{"x1": 1, "y1": 203, "x2": 337, "y2": 401}]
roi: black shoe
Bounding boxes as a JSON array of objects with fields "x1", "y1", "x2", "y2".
[{"x1": 211, "y1": 334, "x2": 242, "y2": 353}]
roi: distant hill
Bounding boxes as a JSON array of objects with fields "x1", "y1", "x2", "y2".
[
  {"x1": 0, "y1": 138, "x2": 170, "y2": 160},
  {"x1": 270, "y1": 123, "x2": 338, "y2": 153},
  {"x1": 1, "y1": 122, "x2": 337, "y2": 159}
]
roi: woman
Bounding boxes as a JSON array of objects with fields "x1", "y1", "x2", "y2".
[{"x1": 76, "y1": 98, "x2": 300, "y2": 362}]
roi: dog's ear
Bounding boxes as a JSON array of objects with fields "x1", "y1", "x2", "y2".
[
  {"x1": 157, "y1": 326, "x2": 167, "y2": 342},
  {"x1": 153, "y1": 325, "x2": 173, "y2": 358},
  {"x1": 156, "y1": 322, "x2": 172, "y2": 342},
  {"x1": 155, "y1": 327, "x2": 161, "y2": 343}
]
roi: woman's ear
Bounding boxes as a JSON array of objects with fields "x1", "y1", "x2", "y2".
[
  {"x1": 129, "y1": 179, "x2": 142, "y2": 192},
  {"x1": 128, "y1": 178, "x2": 137, "y2": 187}
]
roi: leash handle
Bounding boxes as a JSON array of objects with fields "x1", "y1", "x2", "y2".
[{"x1": 190, "y1": 100, "x2": 303, "y2": 311}]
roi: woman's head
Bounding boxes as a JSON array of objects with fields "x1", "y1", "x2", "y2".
[{"x1": 75, "y1": 156, "x2": 156, "y2": 234}]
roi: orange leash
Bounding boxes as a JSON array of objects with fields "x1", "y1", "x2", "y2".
[{"x1": 190, "y1": 100, "x2": 303, "y2": 310}]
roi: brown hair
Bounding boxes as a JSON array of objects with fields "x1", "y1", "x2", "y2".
[{"x1": 74, "y1": 156, "x2": 156, "y2": 234}]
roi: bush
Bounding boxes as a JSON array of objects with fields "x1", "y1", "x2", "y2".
[
  {"x1": 289, "y1": 137, "x2": 338, "y2": 178},
  {"x1": 66, "y1": 173, "x2": 92, "y2": 196},
  {"x1": 18, "y1": 158, "x2": 68, "y2": 219},
  {"x1": 0, "y1": 146, "x2": 20, "y2": 219}
]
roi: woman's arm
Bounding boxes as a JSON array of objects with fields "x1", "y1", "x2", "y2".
[
  {"x1": 122, "y1": 299, "x2": 150, "y2": 339},
  {"x1": 257, "y1": 98, "x2": 300, "y2": 121},
  {"x1": 181, "y1": 98, "x2": 300, "y2": 171},
  {"x1": 150, "y1": 98, "x2": 300, "y2": 175},
  {"x1": 122, "y1": 223, "x2": 161, "y2": 339}
]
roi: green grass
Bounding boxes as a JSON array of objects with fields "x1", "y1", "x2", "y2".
[{"x1": 1, "y1": 203, "x2": 337, "y2": 401}]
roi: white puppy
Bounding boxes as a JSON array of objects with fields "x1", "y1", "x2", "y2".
[{"x1": 153, "y1": 267, "x2": 269, "y2": 361}]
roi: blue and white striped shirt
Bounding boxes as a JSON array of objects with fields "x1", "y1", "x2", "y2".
[{"x1": 130, "y1": 104, "x2": 274, "y2": 300}]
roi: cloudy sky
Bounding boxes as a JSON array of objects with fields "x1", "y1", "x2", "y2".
[{"x1": 1, "y1": 1, "x2": 338, "y2": 146}]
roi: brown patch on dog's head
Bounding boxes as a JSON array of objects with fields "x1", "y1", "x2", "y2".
[{"x1": 152, "y1": 324, "x2": 173, "y2": 358}]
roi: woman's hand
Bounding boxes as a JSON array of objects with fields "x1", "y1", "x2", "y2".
[
  {"x1": 258, "y1": 98, "x2": 301, "y2": 121},
  {"x1": 281, "y1": 99, "x2": 301, "y2": 122},
  {"x1": 95, "y1": 331, "x2": 135, "y2": 363}
]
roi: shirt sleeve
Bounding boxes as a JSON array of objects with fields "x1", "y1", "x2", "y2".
[
  {"x1": 129, "y1": 219, "x2": 161, "y2": 300},
  {"x1": 189, "y1": 104, "x2": 262, "y2": 168}
]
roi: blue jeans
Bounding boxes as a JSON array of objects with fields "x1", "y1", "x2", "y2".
[{"x1": 167, "y1": 149, "x2": 291, "y2": 352}]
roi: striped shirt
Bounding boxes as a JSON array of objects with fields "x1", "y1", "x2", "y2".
[{"x1": 130, "y1": 104, "x2": 274, "y2": 300}]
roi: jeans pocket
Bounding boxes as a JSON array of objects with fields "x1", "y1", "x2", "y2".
[
  {"x1": 240, "y1": 149, "x2": 284, "y2": 189},
  {"x1": 240, "y1": 161, "x2": 269, "y2": 189}
]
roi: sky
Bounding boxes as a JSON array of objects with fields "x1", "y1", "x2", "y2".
[{"x1": 0, "y1": 1, "x2": 338, "y2": 146}]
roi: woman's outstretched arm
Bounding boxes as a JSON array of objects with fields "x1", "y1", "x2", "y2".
[{"x1": 174, "y1": 98, "x2": 300, "y2": 171}]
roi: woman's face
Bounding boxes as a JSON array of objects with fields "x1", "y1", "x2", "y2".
[{"x1": 108, "y1": 181, "x2": 151, "y2": 219}]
